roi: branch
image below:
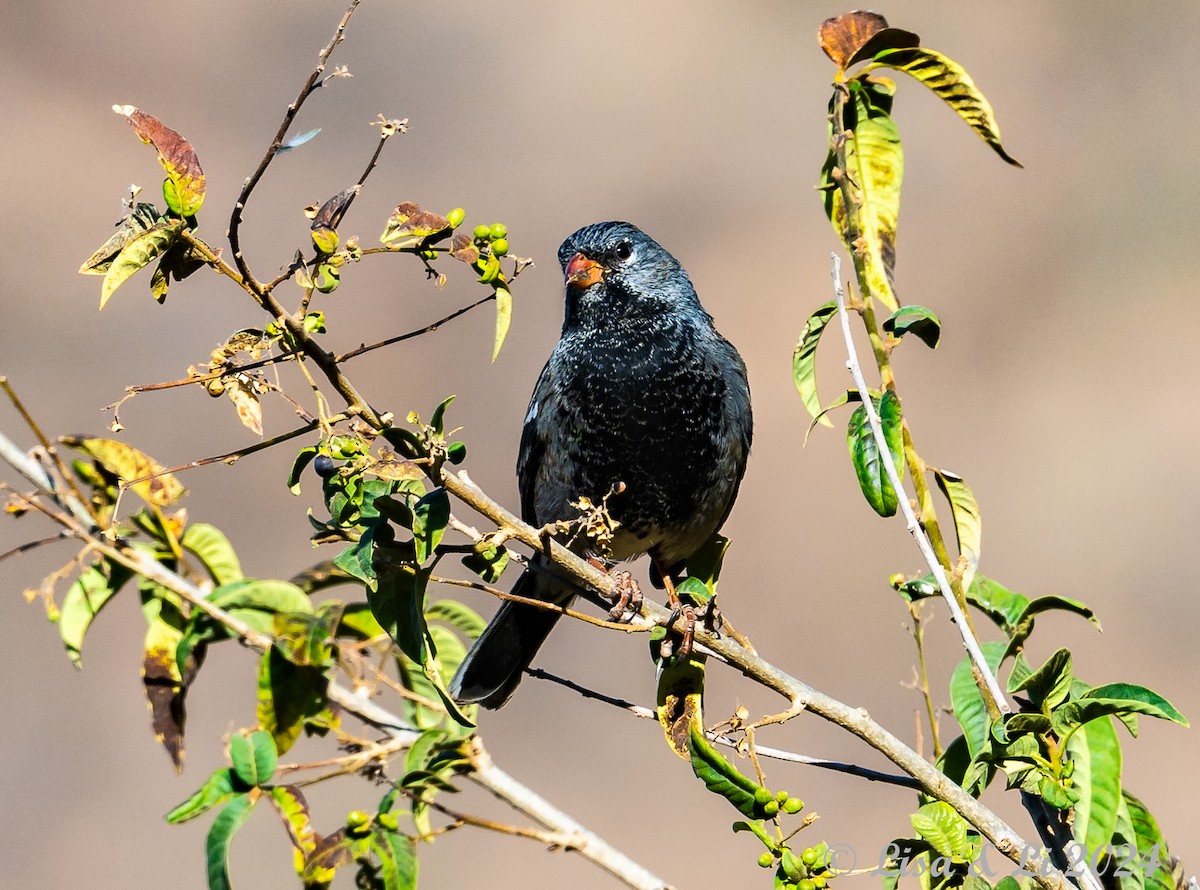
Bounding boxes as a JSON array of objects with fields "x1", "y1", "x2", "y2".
[{"x1": 438, "y1": 468, "x2": 1072, "y2": 890}]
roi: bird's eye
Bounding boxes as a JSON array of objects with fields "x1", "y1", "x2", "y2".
[{"x1": 612, "y1": 240, "x2": 633, "y2": 262}]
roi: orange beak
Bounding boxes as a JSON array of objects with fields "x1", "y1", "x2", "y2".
[{"x1": 564, "y1": 253, "x2": 602, "y2": 289}]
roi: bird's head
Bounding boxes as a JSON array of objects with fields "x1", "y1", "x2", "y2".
[{"x1": 556, "y1": 221, "x2": 705, "y2": 330}]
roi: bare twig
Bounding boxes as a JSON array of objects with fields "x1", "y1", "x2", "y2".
[{"x1": 829, "y1": 254, "x2": 1010, "y2": 715}]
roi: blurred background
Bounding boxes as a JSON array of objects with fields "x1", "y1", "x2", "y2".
[{"x1": 2, "y1": 1, "x2": 1197, "y2": 887}]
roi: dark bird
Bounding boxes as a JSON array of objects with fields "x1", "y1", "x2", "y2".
[{"x1": 449, "y1": 221, "x2": 752, "y2": 709}]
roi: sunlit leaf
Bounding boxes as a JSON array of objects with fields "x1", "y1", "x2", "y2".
[
  {"x1": 266, "y1": 785, "x2": 320, "y2": 877},
  {"x1": 142, "y1": 614, "x2": 187, "y2": 771},
  {"x1": 818, "y1": 11, "x2": 890, "y2": 69},
  {"x1": 257, "y1": 646, "x2": 329, "y2": 754},
  {"x1": 372, "y1": 829, "x2": 419, "y2": 890},
  {"x1": 59, "y1": 558, "x2": 134, "y2": 667},
  {"x1": 884, "y1": 304, "x2": 941, "y2": 348},
  {"x1": 492, "y1": 284, "x2": 512, "y2": 361},
  {"x1": 79, "y1": 202, "x2": 163, "y2": 275},
  {"x1": 866, "y1": 47, "x2": 1021, "y2": 166},
  {"x1": 949, "y1": 640, "x2": 1005, "y2": 761},
  {"x1": 1053, "y1": 685, "x2": 1189, "y2": 736},
  {"x1": 309, "y1": 186, "x2": 360, "y2": 254},
  {"x1": 97, "y1": 219, "x2": 185, "y2": 309},
  {"x1": 62, "y1": 436, "x2": 186, "y2": 507},
  {"x1": 1065, "y1": 712, "x2": 1122, "y2": 851},
  {"x1": 822, "y1": 76, "x2": 903, "y2": 310},
  {"x1": 165, "y1": 767, "x2": 238, "y2": 824},
  {"x1": 910, "y1": 801, "x2": 970, "y2": 860},
  {"x1": 932, "y1": 468, "x2": 981, "y2": 589},
  {"x1": 846, "y1": 390, "x2": 904, "y2": 517},
  {"x1": 1008, "y1": 647, "x2": 1073, "y2": 711},
  {"x1": 205, "y1": 793, "x2": 255, "y2": 890},
  {"x1": 181, "y1": 522, "x2": 243, "y2": 586},
  {"x1": 792, "y1": 300, "x2": 837, "y2": 426}
]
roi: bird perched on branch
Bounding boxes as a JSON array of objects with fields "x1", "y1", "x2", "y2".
[{"x1": 450, "y1": 221, "x2": 752, "y2": 709}]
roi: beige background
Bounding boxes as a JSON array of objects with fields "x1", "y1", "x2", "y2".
[{"x1": 2, "y1": 2, "x2": 1197, "y2": 888}]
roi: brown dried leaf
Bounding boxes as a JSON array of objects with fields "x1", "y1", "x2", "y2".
[
  {"x1": 449, "y1": 232, "x2": 479, "y2": 265},
  {"x1": 224, "y1": 378, "x2": 264, "y2": 437},
  {"x1": 818, "y1": 11, "x2": 889, "y2": 69},
  {"x1": 380, "y1": 201, "x2": 451, "y2": 249},
  {"x1": 365, "y1": 449, "x2": 423, "y2": 482}
]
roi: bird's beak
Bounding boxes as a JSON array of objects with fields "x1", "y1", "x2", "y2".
[{"x1": 564, "y1": 253, "x2": 602, "y2": 289}]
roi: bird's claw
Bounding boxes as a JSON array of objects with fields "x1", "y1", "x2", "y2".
[
  {"x1": 603, "y1": 570, "x2": 643, "y2": 621},
  {"x1": 659, "y1": 597, "x2": 720, "y2": 661}
]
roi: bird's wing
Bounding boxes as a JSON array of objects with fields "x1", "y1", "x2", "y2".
[{"x1": 516, "y1": 360, "x2": 553, "y2": 525}]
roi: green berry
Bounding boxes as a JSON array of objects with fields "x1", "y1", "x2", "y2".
[
  {"x1": 776, "y1": 790, "x2": 790, "y2": 803},
  {"x1": 783, "y1": 797, "x2": 804, "y2": 814},
  {"x1": 757, "y1": 853, "x2": 774, "y2": 869},
  {"x1": 447, "y1": 207, "x2": 466, "y2": 228},
  {"x1": 491, "y1": 237, "x2": 509, "y2": 257},
  {"x1": 763, "y1": 800, "x2": 780, "y2": 817},
  {"x1": 799, "y1": 880, "x2": 817, "y2": 890},
  {"x1": 489, "y1": 222, "x2": 508, "y2": 240},
  {"x1": 346, "y1": 810, "x2": 370, "y2": 830},
  {"x1": 376, "y1": 811, "x2": 400, "y2": 831},
  {"x1": 812, "y1": 877, "x2": 827, "y2": 889},
  {"x1": 753, "y1": 788, "x2": 773, "y2": 805},
  {"x1": 473, "y1": 224, "x2": 491, "y2": 241},
  {"x1": 801, "y1": 848, "x2": 820, "y2": 867}
]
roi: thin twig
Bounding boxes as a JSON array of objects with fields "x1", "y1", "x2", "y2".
[
  {"x1": 335, "y1": 294, "x2": 495, "y2": 363},
  {"x1": 829, "y1": 254, "x2": 1010, "y2": 715},
  {"x1": 908, "y1": 601, "x2": 942, "y2": 758}
]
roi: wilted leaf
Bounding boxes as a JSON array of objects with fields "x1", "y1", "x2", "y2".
[
  {"x1": 309, "y1": 186, "x2": 360, "y2": 254},
  {"x1": 448, "y1": 233, "x2": 479, "y2": 265},
  {"x1": 372, "y1": 828, "x2": 419, "y2": 890},
  {"x1": 99, "y1": 219, "x2": 185, "y2": 309},
  {"x1": 792, "y1": 300, "x2": 838, "y2": 426},
  {"x1": 380, "y1": 201, "x2": 452, "y2": 249},
  {"x1": 822, "y1": 76, "x2": 903, "y2": 310},
  {"x1": 224, "y1": 376, "x2": 264, "y2": 436},
  {"x1": 867, "y1": 47, "x2": 1021, "y2": 166},
  {"x1": 492, "y1": 284, "x2": 512, "y2": 361},
  {"x1": 143, "y1": 615, "x2": 188, "y2": 771},
  {"x1": 114, "y1": 106, "x2": 207, "y2": 216},
  {"x1": 818, "y1": 11, "x2": 890, "y2": 69},
  {"x1": 933, "y1": 468, "x2": 981, "y2": 589},
  {"x1": 257, "y1": 646, "x2": 329, "y2": 754},
  {"x1": 61, "y1": 436, "x2": 186, "y2": 506}
]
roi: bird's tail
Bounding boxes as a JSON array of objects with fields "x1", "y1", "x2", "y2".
[{"x1": 449, "y1": 561, "x2": 575, "y2": 709}]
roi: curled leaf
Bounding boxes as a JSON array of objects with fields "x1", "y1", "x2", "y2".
[
  {"x1": 62, "y1": 435, "x2": 186, "y2": 506},
  {"x1": 818, "y1": 11, "x2": 890, "y2": 69},
  {"x1": 792, "y1": 300, "x2": 837, "y2": 426},
  {"x1": 380, "y1": 202, "x2": 452, "y2": 249},
  {"x1": 846, "y1": 391, "x2": 904, "y2": 517},
  {"x1": 98, "y1": 219, "x2": 184, "y2": 309},
  {"x1": 309, "y1": 186, "x2": 360, "y2": 254}
]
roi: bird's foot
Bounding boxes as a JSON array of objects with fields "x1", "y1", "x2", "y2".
[
  {"x1": 660, "y1": 596, "x2": 720, "y2": 660},
  {"x1": 585, "y1": 558, "x2": 643, "y2": 622}
]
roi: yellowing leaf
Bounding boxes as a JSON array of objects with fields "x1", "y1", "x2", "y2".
[
  {"x1": 99, "y1": 219, "x2": 184, "y2": 309},
  {"x1": 62, "y1": 435, "x2": 186, "y2": 506},
  {"x1": 867, "y1": 47, "x2": 1021, "y2": 167},
  {"x1": 79, "y1": 203, "x2": 163, "y2": 275},
  {"x1": 818, "y1": 11, "x2": 890, "y2": 69},
  {"x1": 309, "y1": 186, "x2": 360, "y2": 255},
  {"x1": 114, "y1": 106, "x2": 207, "y2": 215},
  {"x1": 224, "y1": 377, "x2": 264, "y2": 436},
  {"x1": 822, "y1": 77, "x2": 903, "y2": 311},
  {"x1": 492, "y1": 284, "x2": 512, "y2": 362}
]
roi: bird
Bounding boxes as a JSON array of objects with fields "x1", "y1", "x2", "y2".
[{"x1": 449, "y1": 221, "x2": 752, "y2": 709}]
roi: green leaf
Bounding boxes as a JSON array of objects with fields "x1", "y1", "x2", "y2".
[
  {"x1": 165, "y1": 768, "x2": 238, "y2": 823},
  {"x1": 1008, "y1": 647, "x2": 1073, "y2": 711},
  {"x1": 372, "y1": 829, "x2": 419, "y2": 890},
  {"x1": 964, "y1": 575, "x2": 1029, "y2": 631},
  {"x1": 792, "y1": 301, "x2": 838, "y2": 426},
  {"x1": 412, "y1": 487, "x2": 450, "y2": 564},
  {"x1": 287, "y1": 445, "x2": 319, "y2": 495},
  {"x1": 206, "y1": 793, "x2": 256, "y2": 890},
  {"x1": 822, "y1": 76, "x2": 902, "y2": 310},
  {"x1": 59, "y1": 558, "x2": 134, "y2": 667},
  {"x1": 932, "y1": 469, "x2": 981, "y2": 589},
  {"x1": 210, "y1": 578, "x2": 313, "y2": 616},
  {"x1": 1003, "y1": 594, "x2": 1101, "y2": 661},
  {"x1": 461, "y1": 547, "x2": 509, "y2": 583},
  {"x1": 687, "y1": 721, "x2": 772, "y2": 819},
  {"x1": 424, "y1": 599, "x2": 485, "y2": 640},
  {"x1": 492, "y1": 284, "x2": 512, "y2": 361},
  {"x1": 430, "y1": 395, "x2": 454, "y2": 435},
  {"x1": 99, "y1": 219, "x2": 184, "y2": 309},
  {"x1": 684, "y1": 534, "x2": 730, "y2": 593},
  {"x1": 1065, "y1": 715, "x2": 1122, "y2": 851},
  {"x1": 1053, "y1": 685, "x2": 1188, "y2": 736},
  {"x1": 1122, "y1": 791, "x2": 1174, "y2": 890},
  {"x1": 369, "y1": 558, "x2": 430, "y2": 665},
  {"x1": 181, "y1": 523, "x2": 243, "y2": 586},
  {"x1": 228, "y1": 730, "x2": 277, "y2": 787},
  {"x1": 257, "y1": 647, "x2": 329, "y2": 755},
  {"x1": 949, "y1": 640, "x2": 1006, "y2": 761},
  {"x1": 804, "y1": 389, "x2": 858, "y2": 446},
  {"x1": 884, "y1": 305, "x2": 941, "y2": 348},
  {"x1": 910, "y1": 801, "x2": 969, "y2": 860},
  {"x1": 866, "y1": 47, "x2": 1021, "y2": 166},
  {"x1": 79, "y1": 202, "x2": 165, "y2": 274},
  {"x1": 847, "y1": 390, "x2": 904, "y2": 517}
]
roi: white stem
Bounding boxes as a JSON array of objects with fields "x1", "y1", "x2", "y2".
[{"x1": 829, "y1": 253, "x2": 1010, "y2": 714}]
